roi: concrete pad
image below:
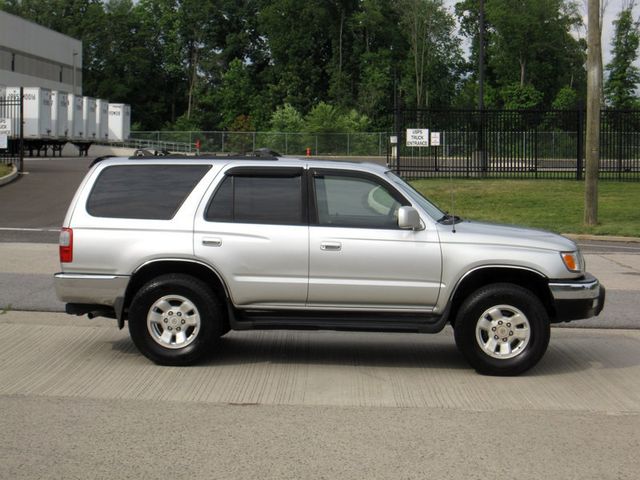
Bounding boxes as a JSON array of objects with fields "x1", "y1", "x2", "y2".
[{"x1": 1, "y1": 311, "x2": 639, "y2": 413}]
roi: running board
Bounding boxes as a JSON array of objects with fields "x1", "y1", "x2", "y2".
[{"x1": 229, "y1": 308, "x2": 448, "y2": 334}]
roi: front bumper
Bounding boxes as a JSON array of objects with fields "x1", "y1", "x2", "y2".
[{"x1": 548, "y1": 273, "x2": 605, "y2": 323}]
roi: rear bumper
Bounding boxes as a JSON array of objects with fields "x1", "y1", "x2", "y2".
[
  {"x1": 54, "y1": 272, "x2": 129, "y2": 307},
  {"x1": 548, "y1": 273, "x2": 605, "y2": 322}
]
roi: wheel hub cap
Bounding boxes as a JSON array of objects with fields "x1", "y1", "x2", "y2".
[
  {"x1": 147, "y1": 294, "x2": 201, "y2": 350},
  {"x1": 475, "y1": 304, "x2": 531, "y2": 359}
]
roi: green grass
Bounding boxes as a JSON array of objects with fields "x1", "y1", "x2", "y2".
[
  {"x1": 0, "y1": 164, "x2": 11, "y2": 177},
  {"x1": 410, "y1": 178, "x2": 640, "y2": 237}
]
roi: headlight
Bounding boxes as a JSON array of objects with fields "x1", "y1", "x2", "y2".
[{"x1": 561, "y1": 251, "x2": 583, "y2": 273}]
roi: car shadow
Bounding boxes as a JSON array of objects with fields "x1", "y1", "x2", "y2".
[{"x1": 109, "y1": 329, "x2": 640, "y2": 376}]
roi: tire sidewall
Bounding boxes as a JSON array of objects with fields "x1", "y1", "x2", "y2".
[
  {"x1": 128, "y1": 274, "x2": 221, "y2": 365},
  {"x1": 455, "y1": 284, "x2": 550, "y2": 376}
]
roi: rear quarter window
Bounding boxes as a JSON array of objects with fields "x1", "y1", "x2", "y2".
[{"x1": 86, "y1": 164, "x2": 211, "y2": 220}]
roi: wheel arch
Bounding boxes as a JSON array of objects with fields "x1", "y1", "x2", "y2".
[
  {"x1": 120, "y1": 259, "x2": 231, "y2": 329},
  {"x1": 447, "y1": 266, "x2": 554, "y2": 327}
]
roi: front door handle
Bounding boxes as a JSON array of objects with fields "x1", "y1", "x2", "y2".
[
  {"x1": 202, "y1": 237, "x2": 222, "y2": 247},
  {"x1": 320, "y1": 241, "x2": 342, "y2": 251}
]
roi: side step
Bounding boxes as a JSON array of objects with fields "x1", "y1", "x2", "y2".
[{"x1": 230, "y1": 308, "x2": 448, "y2": 334}]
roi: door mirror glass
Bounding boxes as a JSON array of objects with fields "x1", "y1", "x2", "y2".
[{"x1": 398, "y1": 206, "x2": 422, "y2": 230}]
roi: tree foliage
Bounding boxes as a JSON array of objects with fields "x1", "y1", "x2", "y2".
[
  {"x1": 0, "y1": 0, "x2": 622, "y2": 131},
  {"x1": 604, "y1": 3, "x2": 640, "y2": 108}
]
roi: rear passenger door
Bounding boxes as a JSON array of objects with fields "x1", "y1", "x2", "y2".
[{"x1": 194, "y1": 167, "x2": 309, "y2": 308}]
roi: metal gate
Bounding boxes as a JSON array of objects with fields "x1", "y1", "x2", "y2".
[
  {"x1": 390, "y1": 108, "x2": 640, "y2": 181},
  {"x1": 0, "y1": 87, "x2": 24, "y2": 172}
]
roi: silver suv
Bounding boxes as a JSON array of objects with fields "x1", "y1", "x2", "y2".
[{"x1": 54, "y1": 155, "x2": 605, "y2": 375}]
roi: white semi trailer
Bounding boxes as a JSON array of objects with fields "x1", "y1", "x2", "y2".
[{"x1": 108, "y1": 103, "x2": 131, "y2": 142}]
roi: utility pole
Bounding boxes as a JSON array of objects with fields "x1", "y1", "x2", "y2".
[
  {"x1": 477, "y1": 0, "x2": 487, "y2": 172},
  {"x1": 584, "y1": 0, "x2": 601, "y2": 226},
  {"x1": 478, "y1": 0, "x2": 485, "y2": 111}
]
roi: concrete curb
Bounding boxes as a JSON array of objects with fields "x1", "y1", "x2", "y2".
[
  {"x1": 0, "y1": 164, "x2": 18, "y2": 187},
  {"x1": 564, "y1": 233, "x2": 640, "y2": 244}
]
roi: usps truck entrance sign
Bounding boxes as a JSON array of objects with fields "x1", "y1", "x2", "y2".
[
  {"x1": 406, "y1": 128, "x2": 429, "y2": 147},
  {"x1": 0, "y1": 118, "x2": 11, "y2": 149}
]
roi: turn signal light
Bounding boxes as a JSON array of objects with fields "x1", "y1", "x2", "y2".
[
  {"x1": 561, "y1": 252, "x2": 580, "y2": 272},
  {"x1": 59, "y1": 227, "x2": 73, "y2": 263}
]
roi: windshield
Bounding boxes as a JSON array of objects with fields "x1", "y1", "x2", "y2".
[{"x1": 385, "y1": 171, "x2": 446, "y2": 220}]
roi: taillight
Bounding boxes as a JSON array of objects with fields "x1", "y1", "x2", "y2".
[{"x1": 59, "y1": 227, "x2": 73, "y2": 263}]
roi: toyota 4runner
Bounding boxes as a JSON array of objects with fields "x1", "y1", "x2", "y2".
[{"x1": 54, "y1": 154, "x2": 605, "y2": 375}]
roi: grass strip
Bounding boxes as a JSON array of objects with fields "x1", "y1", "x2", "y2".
[{"x1": 411, "y1": 178, "x2": 640, "y2": 237}]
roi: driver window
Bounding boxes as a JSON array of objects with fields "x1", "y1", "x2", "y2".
[{"x1": 314, "y1": 174, "x2": 402, "y2": 229}]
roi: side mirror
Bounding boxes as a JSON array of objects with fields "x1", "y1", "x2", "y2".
[{"x1": 398, "y1": 206, "x2": 422, "y2": 230}]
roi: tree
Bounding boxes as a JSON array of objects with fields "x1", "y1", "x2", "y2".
[
  {"x1": 499, "y1": 83, "x2": 544, "y2": 109},
  {"x1": 218, "y1": 59, "x2": 256, "y2": 130},
  {"x1": 604, "y1": 1, "x2": 640, "y2": 108},
  {"x1": 258, "y1": 0, "x2": 333, "y2": 113},
  {"x1": 397, "y1": 0, "x2": 463, "y2": 108},
  {"x1": 270, "y1": 104, "x2": 305, "y2": 132},
  {"x1": 456, "y1": 0, "x2": 586, "y2": 107}
]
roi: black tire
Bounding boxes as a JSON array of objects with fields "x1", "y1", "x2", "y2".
[
  {"x1": 128, "y1": 274, "x2": 224, "y2": 366},
  {"x1": 453, "y1": 283, "x2": 550, "y2": 376}
]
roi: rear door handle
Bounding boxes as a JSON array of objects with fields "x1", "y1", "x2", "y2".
[
  {"x1": 202, "y1": 237, "x2": 222, "y2": 247},
  {"x1": 320, "y1": 241, "x2": 342, "y2": 251}
]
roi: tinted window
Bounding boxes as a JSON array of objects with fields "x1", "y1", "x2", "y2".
[
  {"x1": 314, "y1": 174, "x2": 402, "y2": 229},
  {"x1": 87, "y1": 165, "x2": 210, "y2": 220},
  {"x1": 206, "y1": 174, "x2": 302, "y2": 225}
]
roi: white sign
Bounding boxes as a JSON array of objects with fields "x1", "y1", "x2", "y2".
[
  {"x1": 389, "y1": 135, "x2": 398, "y2": 144},
  {"x1": 430, "y1": 132, "x2": 441, "y2": 146},
  {"x1": 0, "y1": 118, "x2": 11, "y2": 136},
  {"x1": 406, "y1": 128, "x2": 429, "y2": 147},
  {"x1": 0, "y1": 134, "x2": 6, "y2": 149}
]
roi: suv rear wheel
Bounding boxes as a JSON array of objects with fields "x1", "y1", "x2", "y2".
[
  {"x1": 454, "y1": 283, "x2": 550, "y2": 376},
  {"x1": 128, "y1": 274, "x2": 223, "y2": 366}
]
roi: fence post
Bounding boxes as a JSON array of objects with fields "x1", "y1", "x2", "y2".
[
  {"x1": 19, "y1": 86, "x2": 24, "y2": 173},
  {"x1": 285, "y1": 133, "x2": 288, "y2": 155},
  {"x1": 253, "y1": 131, "x2": 256, "y2": 152},
  {"x1": 576, "y1": 108, "x2": 584, "y2": 180},
  {"x1": 394, "y1": 105, "x2": 402, "y2": 174}
]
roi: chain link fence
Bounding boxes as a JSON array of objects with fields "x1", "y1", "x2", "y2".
[{"x1": 130, "y1": 131, "x2": 389, "y2": 157}]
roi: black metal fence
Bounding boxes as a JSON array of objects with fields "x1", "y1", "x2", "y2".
[
  {"x1": 390, "y1": 108, "x2": 640, "y2": 181},
  {"x1": 0, "y1": 89, "x2": 23, "y2": 172}
]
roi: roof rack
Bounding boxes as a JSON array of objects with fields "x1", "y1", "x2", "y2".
[
  {"x1": 126, "y1": 147, "x2": 282, "y2": 161},
  {"x1": 89, "y1": 148, "x2": 283, "y2": 168}
]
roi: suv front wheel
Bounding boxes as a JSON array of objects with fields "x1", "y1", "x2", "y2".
[
  {"x1": 128, "y1": 274, "x2": 223, "y2": 365},
  {"x1": 454, "y1": 283, "x2": 550, "y2": 376}
]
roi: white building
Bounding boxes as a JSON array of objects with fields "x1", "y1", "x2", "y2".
[{"x1": 0, "y1": 10, "x2": 82, "y2": 95}]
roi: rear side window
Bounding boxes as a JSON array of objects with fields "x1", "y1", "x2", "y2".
[
  {"x1": 87, "y1": 165, "x2": 211, "y2": 220},
  {"x1": 206, "y1": 173, "x2": 303, "y2": 225}
]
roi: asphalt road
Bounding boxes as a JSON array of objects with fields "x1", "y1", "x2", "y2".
[{"x1": 1, "y1": 156, "x2": 640, "y2": 479}]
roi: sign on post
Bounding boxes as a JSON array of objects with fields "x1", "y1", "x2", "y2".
[
  {"x1": 0, "y1": 118, "x2": 11, "y2": 136},
  {"x1": 406, "y1": 128, "x2": 429, "y2": 147},
  {"x1": 430, "y1": 132, "x2": 441, "y2": 146},
  {"x1": 0, "y1": 118, "x2": 10, "y2": 149}
]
